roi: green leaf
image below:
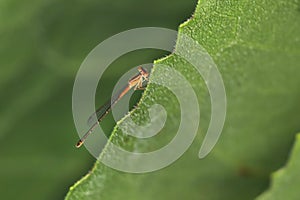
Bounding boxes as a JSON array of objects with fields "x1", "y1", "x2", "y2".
[
  {"x1": 256, "y1": 133, "x2": 300, "y2": 200},
  {"x1": 66, "y1": 0, "x2": 300, "y2": 199}
]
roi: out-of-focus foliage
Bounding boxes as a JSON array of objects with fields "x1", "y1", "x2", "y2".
[
  {"x1": 257, "y1": 134, "x2": 300, "y2": 200},
  {"x1": 0, "y1": 0, "x2": 196, "y2": 199}
]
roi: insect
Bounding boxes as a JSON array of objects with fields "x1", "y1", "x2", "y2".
[{"x1": 76, "y1": 66, "x2": 149, "y2": 148}]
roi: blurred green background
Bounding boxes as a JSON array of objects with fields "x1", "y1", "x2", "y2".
[{"x1": 0, "y1": 0, "x2": 197, "y2": 199}]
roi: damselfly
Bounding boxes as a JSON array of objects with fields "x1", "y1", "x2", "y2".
[{"x1": 76, "y1": 66, "x2": 149, "y2": 148}]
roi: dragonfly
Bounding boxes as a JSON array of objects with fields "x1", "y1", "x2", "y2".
[{"x1": 76, "y1": 66, "x2": 149, "y2": 148}]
